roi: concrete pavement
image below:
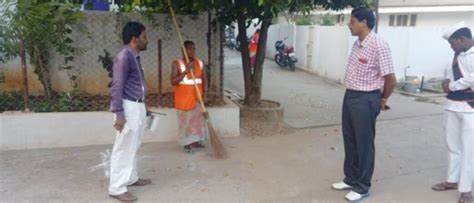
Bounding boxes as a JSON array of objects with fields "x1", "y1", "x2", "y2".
[
  {"x1": 224, "y1": 49, "x2": 444, "y2": 128},
  {"x1": 0, "y1": 115, "x2": 455, "y2": 202}
]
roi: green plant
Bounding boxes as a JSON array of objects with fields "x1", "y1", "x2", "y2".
[
  {"x1": 321, "y1": 14, "x2": 335, "y2": 26},
  {"x1": 296, "y1": 15, "x2": 313, "y2": 25},
  {"x1": 97, "y1": 49, "x2": 114, "y2": 87},
  {"x1": 57, "y1": 89, "x2": 88, "y2": 111},
  {"x1": 29, "y1": 89, "x2": 89, "y2": 112},
  {"x1": 0, "y1": 91, "x2": 23, "y2": 112},
  {"x1": 0, "y1": 90, "x2": 98, "y2": 112},
  {"x1": 0, "y1": 0, "x2": 85, "y2": 99}
]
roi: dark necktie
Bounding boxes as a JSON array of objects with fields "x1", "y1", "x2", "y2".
[{"x1": 451, "y1": 54, "x2": 462, "y2": 81}]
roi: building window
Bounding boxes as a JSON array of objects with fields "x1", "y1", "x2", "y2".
[
  {"x1": 396, "y1": 15, "x2": 407, "y2": 26},
  {"x1": 389, "y1": 14, "x2": 416, "y2": 27},
  {"x1": 389, "y1": 15, "x2": 395, "y2": 26},
  {"x1": 396, "y1": 15, "x2": 403, "y2": 26},
  {"x1": 410, "y1": 14, "x2": 417, "y2": 26}
]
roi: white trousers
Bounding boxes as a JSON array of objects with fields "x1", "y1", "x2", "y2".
[
  {"x1": 445, "y1": 110, "x2": 474, "y2": 193},
  {"x1": 109, "y1": 100, "x2": 146, "y2": 195}
]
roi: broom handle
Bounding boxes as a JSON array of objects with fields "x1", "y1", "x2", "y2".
[{"x1": 168, "y1": 0, "x2": 207, "y2": 113}]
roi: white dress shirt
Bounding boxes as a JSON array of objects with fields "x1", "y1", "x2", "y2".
[{"x1": 444, "y1": 46, "x2": 474, "y2": 113}]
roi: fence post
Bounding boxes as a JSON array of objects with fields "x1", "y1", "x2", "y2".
[
  {"x1": 219, "y1": 21, "x2": 224, "y2": 102},
  {"x1": 157, "y1": 39, "x2": 162, "y2": 108},
  {"x1": 19, "y1": 35, "x2": 30, "y2": 111},
  {"x1": 207, "y1": 12, "x2": 212, "y2": 96}
]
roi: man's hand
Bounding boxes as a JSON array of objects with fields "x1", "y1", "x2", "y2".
[
  {"x1": 185, "y1": 62, "x2": 194, "y2": 74},
  {"x1": 114, "y1": 117, "x2": 126, "y2": 132},
  {"x1": 381, "y1": 98, "x2": 389, "y2": 111},
  {"x1": 442, "y1": 79, "x2": 450, "y2": 93}
]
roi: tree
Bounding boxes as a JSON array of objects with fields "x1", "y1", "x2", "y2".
[
  {"x1": 114, "y1": 0, "x2": 370, "y2": 107},
  {"x1": 0, "y1": 0, "x2": 84, "y2": 99},
  {"x1": 214, "y1": 0, "x2": 370, "y2": 107}
]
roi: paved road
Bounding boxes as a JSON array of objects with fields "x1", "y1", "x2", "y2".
[{"x1": 223, "y1": 49, "x2": 443, "y2": 128}]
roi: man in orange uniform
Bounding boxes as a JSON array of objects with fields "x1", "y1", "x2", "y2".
[{"x1": 170, "y1": 40, "x2": 208, "y2": 152}]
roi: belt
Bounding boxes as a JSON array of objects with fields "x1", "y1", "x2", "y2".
[
  {"x1": 346, "y1": 89, "x2": 381, "y2": 94},
  {"x1": 124, "y1": 97, "x2": 145, "y2": 103}
]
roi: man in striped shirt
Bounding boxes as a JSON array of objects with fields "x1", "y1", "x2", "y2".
[{"x1": 331, "y1": 7, "x2": 396, "y2": 202}]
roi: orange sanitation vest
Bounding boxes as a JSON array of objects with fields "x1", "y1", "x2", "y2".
[{"x1": 174, "y1": 58, "x2": 204, "y2": 110}]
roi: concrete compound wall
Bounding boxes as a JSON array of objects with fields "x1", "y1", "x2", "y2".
[
  {"x1": 266, "y1": 25, "x2": 462, "y2": 82},
  {"x1": 0, "y1": 11, "x2": 222, "y2": 96},
  {"x1": 0, "y1": 98, "x2": 239, "y2": 151}
]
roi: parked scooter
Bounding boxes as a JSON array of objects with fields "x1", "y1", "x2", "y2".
[
  {"x1": 274, "y1": 37, "x2": 297, "y2": 71},
  {"x1": 225, "y1": 29, "x2": 240, "y2": 51},
  {"x1": 224, "y1": 29, "x2": 236, "y2": 50}
]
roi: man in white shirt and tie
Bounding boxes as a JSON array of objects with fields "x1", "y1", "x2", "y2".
[{"x1": 432, "y1": 21, "x2": 474, "y2": 203}]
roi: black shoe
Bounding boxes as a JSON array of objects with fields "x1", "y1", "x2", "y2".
[{"x1": 184, "y1": 144, "x2": 193, "y2": 153}]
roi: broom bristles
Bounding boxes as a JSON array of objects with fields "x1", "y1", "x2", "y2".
[{"x1": 207, "y1": 121, "x2": 227, "y2": 159}]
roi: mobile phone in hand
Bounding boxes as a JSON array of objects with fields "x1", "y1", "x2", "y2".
[{"x1": 383, "y1": 105, "x2": 391, "y2": 111}]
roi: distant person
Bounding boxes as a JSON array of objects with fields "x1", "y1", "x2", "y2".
[
  {"x1": 170, "y1": 40, "x2": 208, "y2": 152},
  {"x1": 249, "y1": 29, "x2": 260, "y2": 69},
  {"x1": 432, "y1": 22, "x2": 473, "y2": 203},
  {"x1": 331, "y1": 7, "x2": 396, "y2": 202},
  {"x1": 108, "y1": 22, "x2": 151, "y2": 202}
]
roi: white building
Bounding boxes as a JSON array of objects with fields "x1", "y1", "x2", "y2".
[
  {"x1": 265, "y1": 0, "x2": 474, "y2": 83},
  {"x1": 310, "y1": 0, "x2": 474, "y2": 28},
  {"x1": 377, "y1": 0, "x2": 473, "y2": 27}
]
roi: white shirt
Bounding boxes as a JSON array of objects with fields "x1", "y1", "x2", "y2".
[{"x1": 444, "y1": 46, "x2": 474, "y2": 113}]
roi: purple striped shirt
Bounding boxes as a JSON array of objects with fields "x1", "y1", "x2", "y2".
[{"x1": 109, "y1": 46, "x2": 148, "y2": 119}]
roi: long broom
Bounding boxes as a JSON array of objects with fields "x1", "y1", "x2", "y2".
[{"x1": 167, "y1": 0, "x2": 227, "y2": 159}]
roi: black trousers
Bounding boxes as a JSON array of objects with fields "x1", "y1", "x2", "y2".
[{"x1": 342, "y1": 89, "x2": 381, "y2": 194}]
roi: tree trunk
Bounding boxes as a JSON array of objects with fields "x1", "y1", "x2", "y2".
[
  {"x1": 238, "y1": 6, "x2": 273, "y2": 107},
  {"x1": 32, "y1": 45, "x2": 53, "y2": 99},
  {"x1": 237, "y1": 14, "x2": 253, "y2": 106},
  {"x1": 248, "y1": 15, "x2": 272, "y2": 107},
  {"x1": 19, "y1": 36, "x2": 29, "y2": 111}
]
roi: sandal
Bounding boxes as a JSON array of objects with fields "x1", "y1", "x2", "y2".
[
  {"x1": 459, "y1": 193, "x2": 473, "y2": 203},
  {"x1": 432, "y1": 182, "x2": 458, "y2": 191},
  {"x1": 184, "y1": 144, "x2": 194, "y2": 153},
  {"x1": 191, "y1": 141, "x2": 206, "y2": 148}
]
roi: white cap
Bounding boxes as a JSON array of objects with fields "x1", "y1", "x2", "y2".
[{"x1": 442, "y1": 21, "x2": 467, "y2": 40}]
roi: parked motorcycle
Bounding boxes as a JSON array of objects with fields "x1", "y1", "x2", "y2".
[
  {"x1": 274, "y1": 37, "x2": 297, "y2": 71},
  {"x1": 225, "y1": 30, "x2": 240, "y2": 51}
]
